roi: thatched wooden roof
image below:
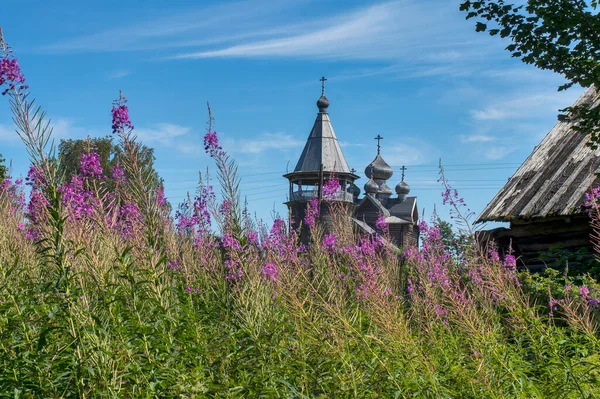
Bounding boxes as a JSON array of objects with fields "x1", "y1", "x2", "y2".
[{"x1": 477, "y1": 86, "x2": 600, "y2": 223}]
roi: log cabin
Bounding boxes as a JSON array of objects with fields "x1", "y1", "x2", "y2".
[{"x1": 477, "y1": 86, "x2": 600, "y2": 271}]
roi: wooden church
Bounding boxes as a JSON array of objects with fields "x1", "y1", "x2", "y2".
[
  {"x1": 477, "y1": 86, "x2": 600, "y2": 270},
  {"x1": 284, "y1": 78, "x2": 419, "y2": 248}
]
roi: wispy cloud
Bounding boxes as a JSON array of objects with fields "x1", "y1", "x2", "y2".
[
  {"x1": 136, "y1": 123, "x2": 191, "y2": 144},
  {"x1": 0, "y1": 124, "x2": 16, "y2": 142},
  {"x1": 1, "y1": 118, "x2": 91, "y2": 143},
  {"x1": 42, "y1": 0, "x2": 494, "y2": 82},
  {"x1": 375, "y1": 139, "x2": 439, "y2": 168},
  {"x1": 108, "y1": 69, "x2": 132, "y2": 79},
  {"x1": 470, "y1": 90, "x2": 581, "y2": 121},
  {"x1": 42, "y1": 0, "x2": 307, "y2": 54},
  {"x1": 226, "y1": 132, "x2": 304, "y2": 155},
  {"x1": 173, "y1": 1, "x2": 487, "y2": 63},
  {"x1": 134, "y1": 123, "x2": 205, "y2": 155},
  {"x1": 483, "y1": 146, "x2": 516, "y2": 160},
  {"x1": 460, "y1": 135, "x2": 496, "y2": 143}
]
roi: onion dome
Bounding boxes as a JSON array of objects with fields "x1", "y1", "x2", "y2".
[
  {"x1": 395, "y1": 180, "x2": 410, "y2": 196},
  {"x1": 365, "y1": 154, "x2": 393, "y2": 180},
  {"x1": 379, "y1": 182, "x2": 393, "y2": 196},
  {"x1": 317, "y1": 95, "x2": 330, "y2": 112},
  {"x1": 347, "y1": 182, "x2": 361, "y2": 198},
  {"x1": 364, "y1": 178, "x2": 379, "y2": 194}
]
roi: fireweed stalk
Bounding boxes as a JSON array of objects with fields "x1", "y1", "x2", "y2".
[
  {"x1": 110, "y1": 91, "x2": 168, "y2": 250},
  {"x1": 0, "y1": 28, "x2": 74, "y2": 289},
  {"x1": 203, "y1": 103, "x2": 244, "y2": 237}
]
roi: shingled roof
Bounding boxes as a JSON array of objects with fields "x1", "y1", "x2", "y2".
[
  {"x1": 293, "y1": 96, "x2": 352, "y2": 174},
  {"x1": 477, "y1": 86, "x2": 600, "y2": 223}
]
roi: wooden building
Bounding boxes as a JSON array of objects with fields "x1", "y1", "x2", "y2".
[
  {"x1": 477, "y1": 87, "x2": 600, "y2": 270},
  {"x1": 284, "y1": 79, "x2": 419, "y2": 248}
]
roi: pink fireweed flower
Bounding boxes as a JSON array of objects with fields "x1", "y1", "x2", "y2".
[
  {"x1": 219, "y1": 200, "x2": 232, "y2": 215},
  {"x1": 58, "y1": 175, "x2": 97, "y2": 221},
  {"x1": 304, "y1": 197, "x2": 319, "y2": 229},
  {"x1": 221, "y1": 233, "x2": 242, "y2": 251},
  {"x1": 80, "y1": 152, "x2": 103, "y2": 180},
  {"x1": 407, "y1": 278, "x2": 414, "y2": 294},
  {"x1": 111, "y1": 95, "x2": 134, "y2": 134},
  {"x1": 0, "y1": 54, "x2": 28, "y2": 96},
  {"x1": 225, "y1": 259, "x2": 244, "y2": 282},
  {"x1": 25, "y1": 165, "x2": 45, "y2": 189},
  {"x1": 322, "y1": 233, "x2": 337, "y2": 252},
  {"x1": 548, "y1": 298, "x2": 561, "y2": 318},
  {"x1": 503, "y1": 254, "x2": 517, "y2": 269},
  {"x1": 203, "y1": 131, "x2": 225, "y2": 158},
  {"x1": 111, "y1": 165, "x2": 126, "y2": 184},
  {"x1": 175, "y1": 185, "x2": 214, "y2": 237},
  {"x1": 579, "y1": 286, "x2": 590, "y2": 298},
  {"x1": 584, "y1": 186, "x2": 600, "y2": 214},
  {"x1": 246, "y1": 231, "x2": 259, "y2": 245},
  {"x1": 27, "y1": 189, "x2": 49, "y2": 225},
  {"x1": 261, "y1": 262, "x2": 279, "y2": 282},
  {"x1": 488, "y1": 248, "x2": 501, "y2": 264},
  {"x1": 116, "y1": 203, "x2": 142, "y2": 239},
  {"x1": 323, "y1": 179, "x2": 341, "y2": 199},
  {"x1": 270, "y1": 218, "x2": 286, "y2": 237},
  {"x1": 565, "y1": 284, "x2": 572, "y2": 293},
  {"x1": 155, "y1": 186, "x2": 167, "y2": 207},
  {"x1": 375, "y1": 214, "x2": 388, "y2": 233}
]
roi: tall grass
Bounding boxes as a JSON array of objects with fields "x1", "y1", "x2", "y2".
[{"x1": 1, "y1": 31, "x2": 600, "y2": 398}]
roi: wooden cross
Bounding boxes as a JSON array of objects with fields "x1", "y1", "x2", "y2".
[
  {"x1": 320, "y1": 76, "x2": 327, "y2": 96},
  {"x1": 401, "y1": 165, "x2": 407, "y2": 181},
  {"x1": 374, "y1": 135, "x2": 383, "y2": 155}
]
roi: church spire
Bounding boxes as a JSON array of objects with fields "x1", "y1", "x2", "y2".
[{"x1": 292, "y1": 79, "x2": 351, "y2": 174}]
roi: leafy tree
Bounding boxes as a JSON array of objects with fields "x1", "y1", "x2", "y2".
[
  {"x1": 0, "y1": 153, "x2": 6, "y2": 181},
  {"x1": 58, "y1": 136, "x2": 162, "y2": 190},
  {"x1": 437, "y1": 218, "x2": 469, "y2": 262},
  {"x1": 460, "y1": 0, "x2": 600, "y2": 146},
  {"x1": 58, "y1": 136, "x2": 117, "y2": 183}
]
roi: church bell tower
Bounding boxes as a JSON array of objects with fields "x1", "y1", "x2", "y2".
[{"x1": 283, "y1": 77, "x2": 359, "y2": 238}]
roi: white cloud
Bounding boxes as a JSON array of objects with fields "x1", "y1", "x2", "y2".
[
  {"x1": 42, "y1": 0, "x2": 496, "y2": 81},
  {"x1": 470, "y1": 90, "x2": 581, "y2": 121},
  {"x1": 108, "y1": 69, "x2": 132, "y2": 79},
  {"x1": 135, "y1": 123, "x2": 191, "y2": 145},
  {"x1": 0, "y1": 124, "x2": 17, "y2": 142},
  {"x1": 378, "y1": 141, "x2": 439, "y2": 167},
  {"x1": 173, "y1": 1, "x2": 487, "y2": 63},
  {"x1": 42, "y1": 0, "x2": 306, "y2": 53},
  {"x1": 460, "y1": 135, "x2": 496, "y2": 143},
  {"x1": 1, "y1": 118, "x2": 90, "y2": 143},
  {"x1": 226, "y1": 132, "x2": 304, "y2": 155},
  {"x1": 339, "y1": 141, "x2": 366, "y2": 148},
  {"x1": 51, "y1": 118, "x2": 90, "y2": 139},
  {"x1": 482, "y1": 146, "x2": 516, "y2": 160}
]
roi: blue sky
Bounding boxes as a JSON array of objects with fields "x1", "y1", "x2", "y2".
[{"x1": 0, "y1": 0, "x2": 585, "y2": 228}]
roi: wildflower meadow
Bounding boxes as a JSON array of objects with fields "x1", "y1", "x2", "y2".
[{"x1": 1, "y1": 31, "x2": 600, "y2": 398}]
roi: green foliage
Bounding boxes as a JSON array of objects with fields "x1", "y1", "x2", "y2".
[
  {"x1": 538, "y1": 245, "x2": 600, "y2": 280},
  {"x1": 437, "y1": 218, "x2": 470, "y2": 261},
  {"x1": 460, "y1": 0, "x2": 600, "y2": 147},
  {"x1": 58, "y1": 136, "x2": 117, "y2": 182},
  {"x1": 0, "y1": 153, "x2": 6, "y2": 181},
  {"x1": 58, "y1": 135, "x2": 162, "y2": 189}
]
